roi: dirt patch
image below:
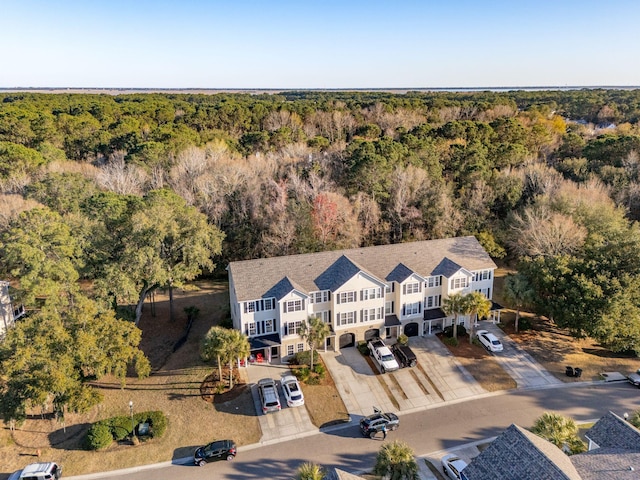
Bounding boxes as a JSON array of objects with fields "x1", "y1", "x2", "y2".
[
  {"x1": 437, "y1": 333, "x2": 517, "y2": 392},
  {"x1": 499, "y1": 313, "x2": 640, "y2": 382},
  {"x1": 296, "y1": 360, "x2": 350, "y2": 429}
]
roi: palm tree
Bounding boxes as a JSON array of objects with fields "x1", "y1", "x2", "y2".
[
  {"x1": 225, "y1": 329, "x2": 250, "y2": 389},
  {"x1": 442, "y1": 293, "x2": 471, "y2": 339},
  {"x1": 465, "y1": 292, "x2": 492, "y2": 344},
  {"x1": 373, "y1": 440, "x2": 419, "y2": 480},
  {"x1": 502, "y1": 272, "x2": 534, "y2": 333},
  {"x1": 200, "y1": 326, "x2": 231, "y2": 384},
  {"x1": 299, "y1": 316, "x2": 331, "y2": 371},
  {"x1": 295, "y1": 462, "x2": 325, "y2": 480},
  {"x1": 531, "y1": 412, "x2": 586, "y2": 454}
]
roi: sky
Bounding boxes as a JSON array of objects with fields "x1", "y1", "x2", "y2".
[{"x1": 1, "y1": 0, "x2": 639, "y2": 89}]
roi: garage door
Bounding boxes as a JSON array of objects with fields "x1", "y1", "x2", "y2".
[
  {"x1": 339, "y1": 333, "x2": 355, "y2": 348},
  {"x1": 364, "y1": 329, "x2": 380, "y2": 341},
  {"x1": 404, "y1": 322, "x2": 419, "y2": 337}
]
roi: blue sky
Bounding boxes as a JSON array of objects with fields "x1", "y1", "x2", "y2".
[{"x1": 1, "y1": 0, "x2": 639, "y2": 88}]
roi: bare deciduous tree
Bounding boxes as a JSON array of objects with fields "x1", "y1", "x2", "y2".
[{"x1": 96, "y1": 152, "x2": 148, "y2": 195}]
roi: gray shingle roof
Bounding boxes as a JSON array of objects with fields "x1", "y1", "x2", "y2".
[
  {"x1": 228, "y1": 236, "x2": 497, "y2": 302},
  {"x1": 315, "y1": 255, "x2": 365, "y2": 291},
  {"x1": 386, "y1": 263, "x2": 415, "y2": 283},
  {"x1": 263, "y1": 276, "x2": 304, "y2": 301},
  {"x1": 584, "y1": 412, "x2": 640, "y2": 450},
  {"x1": 462, "y1": 424, "x2": 582, "y2": 480},
  {"x1": 432, "y1": 257, "x2": 464, "y2": 278},
  {"x1": 571, "y1": 448, "x2": 640, "y2": 480}
]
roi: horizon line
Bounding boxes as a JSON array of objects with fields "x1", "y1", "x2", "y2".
[{"x1": 1, "y1": 85, "x2": 640, "y2": 92}]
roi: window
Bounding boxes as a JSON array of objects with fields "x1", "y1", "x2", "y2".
[
  {"x1": 404, "y1": 302, "x2": 421, "y2": 316},
  {"x1": 247, "y1": 322, "x2": 256, "y2": 336},
  {"x1": 264, "y1": 298, "x2": 275, "y2": 310},
  {"x1": 362, "y1": 287, "x2": 381, "y2": 300},
  {"x1": 317, "y1": 310, "x2": 331, "y2": 323},
  {"x1": 426, "y1": 276, "x2": 441, "y2": 288},
  {"x1": 385, "y1": 283, "x2": 393, "y2": 294},
  {"x1": 451, "y1": 277, "x2": 468, "y2": 289},
  {"x1": 337, "y1": 311, "x2": 356, "y2": 326},
  {"x1": 246, "y1": 301, "x2": 256, "y2": 313},
  {"x1": 265, "y1": 319, "x2": 275, "y2": 333},
  {"x1": 287, "y1": 344, "x2": 294, "y2": 356},
  {"x1": 288, "y1": 320, "x2": 302, "y2": 335},
  {"x1": 385, "y1": 301, "x2": 394, "y2": 315},
  {"x1": 474, "y1": 270, "x2": 491, "y2": 282},
  {"x1": 310, "y1": 290, "x2": 330, "y2": 304},
  {"x1": 338, "y1": 291, "x2": 357, "y2": 304},
  {"x1": 297, "y1": 343, "x2": 305, "y2": 352},
  {"x1": 285, "y1": 299, "x2": 304, "y2": 312},
  {"x1": 361, "y1": 308, "x2": 376, "y2": 322},
  {"x1": 404, "y1": 282, "x2": 420, "y2": 294},
  {"x1": 424, "y1": 295, "x2": 442, "y2": 309}
]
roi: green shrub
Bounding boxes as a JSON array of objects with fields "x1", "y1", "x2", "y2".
[
  {"x1": 144, "y1": 411, "x2": 168, "y2": 438},
  {"x1": 443, "y1": 325, "x2": 467, "y2": 338},
  {"x1": 444, "y1": 336, "x2": 459, "y2": 347},
  {"x1": 313, "y1": 363, "x2": 326, "y2": 378},
  {"x1": 518, "y1": 317, "x2": 532, "y2": 331},
  {"x1": 357, "y1": 341, "x2": 370, "y2": 356},
  {"x1": 294, "y1": 350, "x2": 318, "y2": 367},
  {"x1": 86, "y1": 423, "x2": 113, "y2": 450},
  {"x1": 107, "y1": 416, "x2": 132, "y2": 441},
  {"x1": 397, "y1": 334, "x2": 409, "y2": 346}
]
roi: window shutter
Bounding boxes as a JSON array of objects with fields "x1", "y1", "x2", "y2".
[
  {"x1": 302, "y1": 299, "x2": 306, "y2": 310},
  {"x1": 328, "y1": 291, "x2": 331, "y2": 301},
  {"x1": 392, "y1": 301, "x2": 394, "y2": 312},
  {"x1": 284, "y1": 323, "x2": 288, "y2": 336},
  {"x1": 402, "y1": 305, "x2": 406, "y2": 315},
  {"x1": 392, "y1": 282, "x2": 395, "y2": 292},
  {"x1": 360, "y1": 290, "x2": 363, "y2": 301},
  {"x1": 283, "y1": 302, "x2": 287, "y2": 313},
  {"x1": 419, "y1": 303, "x2": 422, "y2": 313},
  {"x1": 419, "y1": 282, "x2": 423, "y2": 292},
  {"x1": 360, "y1": 309, "x2": 363, "y2": 322},
  {"x1": 337, "y1": 294, "x2": 341, "y2": 304},
  {"x1": 403, "y1": 284, "x2": 406, "y2": 295}
]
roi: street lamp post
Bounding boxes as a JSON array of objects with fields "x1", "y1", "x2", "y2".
[{"x1": 129, "y1": 400, "x2": 135, "y2": 442}]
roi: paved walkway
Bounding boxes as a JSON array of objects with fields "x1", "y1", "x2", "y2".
[
  {"x1": 476, "y1": 321, "x2": 563, "y2": 388},
  {"x1": 244, "y1": 361, "x2": 317, "y2": 443}
]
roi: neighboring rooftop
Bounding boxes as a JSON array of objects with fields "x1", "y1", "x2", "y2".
[{"x1": 228, "y1": 236, "x2": 497, "y2": 301}]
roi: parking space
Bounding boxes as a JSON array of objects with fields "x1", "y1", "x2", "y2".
[
  {"x1": 475, "y1": 321, "x2": 563, "y2": 388},
  {"x1": 322, "y1": 335, "x2": 485, "y2": 419},
  {"x1": 245, "y1": 362, "x2": 317, "y2": 443}
]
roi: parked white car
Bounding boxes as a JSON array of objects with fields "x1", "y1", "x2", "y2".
[
  {"x1": 476, "y1": 329, "x2": 503, "y2": 352},
  {"x1": 441, "y1": 454, "x2": 468, "y2": 479},
  {"x1": 281, "y1": 375, "x2": 305, "y2": 407}
]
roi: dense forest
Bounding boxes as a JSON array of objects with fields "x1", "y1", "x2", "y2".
[{"x1": 2, "y1": 88, "x2": 640, "y2": 420}]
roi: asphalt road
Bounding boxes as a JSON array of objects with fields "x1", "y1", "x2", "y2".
[{"x1": 72, "y1": 381, "x2": 639, "y2": 480}]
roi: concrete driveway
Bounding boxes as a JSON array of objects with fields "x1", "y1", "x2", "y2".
[
  {"x1": 475, "y1": 321, "x2": 563, "y2": 388},
  {"x1": 245, "y1": 362, "x2": 317, "y2": 443},
  {"x1": 322, "y1": 336, "x2": 486, "y2": 419}
]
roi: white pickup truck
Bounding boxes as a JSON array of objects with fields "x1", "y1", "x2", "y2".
[{"x1": 368, "y1": 338, "x2": 400, "y2": 373}]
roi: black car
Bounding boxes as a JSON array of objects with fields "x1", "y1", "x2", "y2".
[
  {"x1": 194, "y1": 439, "x2": 237, "y2": 466},
  {"x1": 359, "y1": 408, "x2": 400, "y2": 438},
  {"x1": 392, "y1": 343, "x2": 417, "y2": 368}
]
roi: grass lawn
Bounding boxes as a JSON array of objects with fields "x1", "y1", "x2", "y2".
[{"x1": 0, "y1": 281, "x2": 262, "y2": 477}]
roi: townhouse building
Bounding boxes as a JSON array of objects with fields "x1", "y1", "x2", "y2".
[
  {"x1": 227, "y1": 236, "x2": 499, "y2": 362},
  {"x1": 1, "y1": 281, "x2": 25, "y2": 338}
]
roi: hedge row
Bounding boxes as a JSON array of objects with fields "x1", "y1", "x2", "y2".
[{"x1": 85, "y1": 410, "x2": 168, "y2": 450}]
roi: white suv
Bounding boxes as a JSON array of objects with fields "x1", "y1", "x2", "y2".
[{"x1": 9, "y1": 462, "x2": 62, "y2": 480}]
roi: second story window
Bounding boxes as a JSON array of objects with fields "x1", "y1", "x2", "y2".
[
  {"x1": 424, "y1": 295, "x2": 442, "y2": 309},
  {"x1": 404, "y1": 282, "x2": 421, "y2": 295},
  {"x1": 361, "y1": 287, "x2": 381, "y2": 300},
  {"x1": 310, "y1": 290, "x2": 330, "y2": 303},
  {"x1": 473, "y1": 270, "x2": 491, "y2": 282},
  {"x1": 284, "y1": 299, "x2": 304, "y2": 312},
  {"x1": 337, "y1": 291, "x2": 357, "y2": 304},
  {"x1": 426, "y1": 276, "x2": 441, "y2": 288},
  {"x1": 287, "y1": 320, "x2": 302, "y2": 335},
  {"x1": 451, "y1": 277, "x2": 468, "y2": 289},
  {"x1": 265, "y1": 319, "x2": 275, "y2": 333}
]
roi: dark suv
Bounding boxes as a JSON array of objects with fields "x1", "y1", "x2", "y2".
[
  {"x1": 392, "y1": 343, "x2": 417, "y2": 368},
  {"x1": 359, "y1": 409, "x2": 399, "y2": 438},
  {"x1": 194, "y1": 439, "x2": 237, "y2": 466}
]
